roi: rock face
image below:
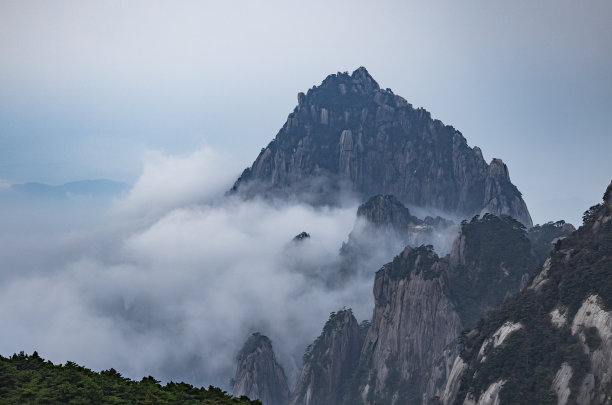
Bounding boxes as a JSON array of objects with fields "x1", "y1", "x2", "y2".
[
  {"x1": 252, "y1": 210, "x2": 545, "y2": 405},
  {"x1": 232, "y1": 333, "x2": 290, "y2": 405},
  {"x1": 352, "y1": 195, "x2": 458, "y2": 253},
  {"x1": 355, "y1": 194, "x2": 422, "y2": 230},
  {"x1": 463, "y1": 380, "x2": 505, "y2": 405},
  {"x1": 352, "y1": 213, "x2": 539, "y2": 405},
  {"x1": 444, "y1": 181, "x2": 612, "y2": 405},
  {"x1": 356, "y1": 246, "x2": 462, "y2": 405},
  {"x1": 232, "y1": 67, "x2": 532, "y2": 227},
  {"x1": 337, "y1": 195, "x2": 458, "y2": 285},
  {"x1": 570, "y1": 295, "x2": 612, "y2": 405},
  {"x1": 289, "y1": 310, "x2": 364, "y2": 405}
]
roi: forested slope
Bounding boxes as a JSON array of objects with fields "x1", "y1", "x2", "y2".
[{"x1": 0, "y1": 352, "x2": 261, "y2": 405}]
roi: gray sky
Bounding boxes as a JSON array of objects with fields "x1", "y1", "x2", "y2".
[{"x1": 1, "y1": 0, "x2": 611, "y2": 225}]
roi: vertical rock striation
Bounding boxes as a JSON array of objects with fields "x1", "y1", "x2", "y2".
[
  {"x1": 232, "y1": 333, "x2": 290, "y2": 405},
  {"x1": 337, "y1": 194, "x2": 457, "y2": 283},
  {"x1": 356, "y1": 246, "x2": 462, "y2": 405},
  {"x1": 232, "y1": 67, "x2": 532, "y2": 227},
  {"x1": 289, "y1": 309, "x2": 364, "y2": 405},
  {"x1": 351, "y1": 213, "x2": 538, "y2": 405},
  {"x1": 288, "y1": 213, "x2": 538, "y2": 405}
]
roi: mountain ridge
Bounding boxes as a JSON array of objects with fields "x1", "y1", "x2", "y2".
[{"x1": 442, "y1": 180, "x2": 612, "y2": 405}]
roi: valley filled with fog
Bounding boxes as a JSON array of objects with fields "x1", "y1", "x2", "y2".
[{"x1": 0, "y1": 146, "x2": 418, "y2": 388}]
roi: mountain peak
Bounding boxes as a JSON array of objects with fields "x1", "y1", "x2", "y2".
[
  {"x1": 304, "y1": 66, "x2": 381, "y2": 102},
  {"x1": 232, "y1": 68, "x2": 532, "y2": 227},
  {"x1": 236, "y1": 332, "x2": 271, "y2": 360},
  {"x1": 290, "y1": 309, "x2": 363, "y2": 405},
  {"x1": 233, "y1": 333, "x2": 289, "y2": 405},
  {"x1": 488, "y1": 158, "x2": 510, "y2": 180},
  {"x1": 357, "y1": 194, "x2": 422, "y2": 229},
  {"x1": 350, "y1": 66, "x2": 380, "y2": 92}
]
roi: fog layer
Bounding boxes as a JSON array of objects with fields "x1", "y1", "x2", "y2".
[{"x1": 0, "y1": 146, "x2": 378, "y2": 388}]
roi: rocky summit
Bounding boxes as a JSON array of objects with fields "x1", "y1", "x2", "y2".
[
  {"x1": 232, "y1": 333, "x2": 290, "y2": 405},
  {"x1": 232, "y1": 67, "x2": 532, "y2": 227}
]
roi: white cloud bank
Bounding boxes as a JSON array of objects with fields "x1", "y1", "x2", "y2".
[
  {"x1": 0, "y1": 146, "x2": 376, "y2": 389},
  {"x1": 117, "y1": 146, "x2": 241, "y2": 216}
]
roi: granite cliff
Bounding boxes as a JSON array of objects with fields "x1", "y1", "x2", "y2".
[
  {"x1": 289, "y1": 212, "x2": 542, "y2": 405},
  {"x1": 289, "y1": 310, "x2": 365, "y2": 405},
  {"x1": 338, "y1": 195, "x2": 457, "y2": 282},
  {"x1": 355, "y1": 245, "x2": 462, "y2": 405},
  {"x1": 232, "y1": 333, "x2": 290, "y2": 405},
  {"x1": 230, "y1": 204, "x2": 574, "y2": 405},
  {"x1": 352, "y1": 213, "x2": 540, "y2": 405},
  {"x1": 232, "y1": 67, "x2": 532, "y2": 227}
]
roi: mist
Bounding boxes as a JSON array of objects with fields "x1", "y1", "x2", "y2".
[
  {"x1": 0, "y1": 146, "x2": 383, "y2": 389},
  {"x1": 0, "y1": 140, "x2": 474, "y2": 392}
]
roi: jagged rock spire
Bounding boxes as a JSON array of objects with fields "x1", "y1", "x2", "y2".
[
  {"x1": 289, "y1": 309, "x2": 364, "y2": 405},
  {"x1": 232, "y1": 333, "x2": 289, "y2": 405}
]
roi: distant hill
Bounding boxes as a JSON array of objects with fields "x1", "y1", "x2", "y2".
[{"x1": 10, "y1": 179, "x2": 130, "y2": 199}]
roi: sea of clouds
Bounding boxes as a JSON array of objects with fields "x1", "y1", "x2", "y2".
[{"x1": 0, "y1": 146, "x2": 383, "y2": 389}]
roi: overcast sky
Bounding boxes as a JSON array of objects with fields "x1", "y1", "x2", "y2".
[{"x1": 1, "y1": 0, "x2": 611, "y2": 224}]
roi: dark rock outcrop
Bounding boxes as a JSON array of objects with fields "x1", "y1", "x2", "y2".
[
  {"x1": 338, "y1": 195, "x2": 458, "y2": 280},
  {"x1": 356, "y1": 194, "x2": 423, "y2": 230},
  {"x1": 232, "y1": 67, "x2": 532, "y2": 227},
  {"x1": 232, "y1": 333, "x2": 290, "y2": 405},
  {"x1": 289, "y1": 310, "x2": 364, "y2": 405},
  {"x1": 293, "y1": 231, "x2": 311, "y2": 242}
]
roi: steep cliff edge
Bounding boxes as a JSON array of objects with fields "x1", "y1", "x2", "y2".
[
  {"x1": 232, "y1": 333, "x2": 290, "y2": 405},
  {"x1": 231, "y1": 67, "x2": 532, "y2": 227},
  {"x1": 444, "y1": 181, "x2": 612, "y2": 405},
  {"x1": 356, "y1": 245, "x2": 462, "y2": 405},
  {"x1": 252, "y1": 207, "x2": 555, "y2": 405},
  {"x1": 342, "y1": 212, "x2": 538, "y2": 405},
  {"x1": 289, "y1": 310, "x2": 365, "y2": 405}
]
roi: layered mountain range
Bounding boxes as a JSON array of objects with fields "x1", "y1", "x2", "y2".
[
  {"x1": 3, "y1": 69, "x2": 607, "y2": 405},
  {"x1": 227, "y1": 67, "x2": 609, "y2": 405},
  {"x1": 292, "y1": 213, "x2": 548, "y2": 405},
  {"x1": 232, "y1": 205, "x2": 575, "y2": 405},
  {"x1": 232, "y1": 67, "x2": 532, "y2": 228}
]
